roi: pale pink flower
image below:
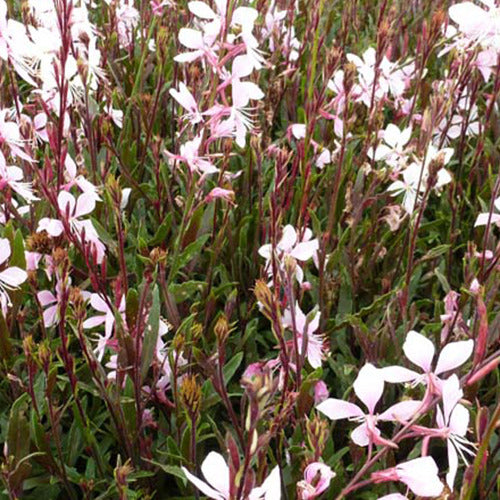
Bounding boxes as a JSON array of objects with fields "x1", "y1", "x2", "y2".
[
  {"x1": 38, "y1": 280, "x2": 65, "y2": 327},
  {"x1": 62, "y1": 156, "x2": 100, "y2": 200},
  {"x1": 116, "y1": 1, "x2": 139, "y2": 49},
  {"x1": 0, "y1": 238, "x2": 27, "y2": 309},
  {"x1": 0, "y1": 109, "x2": 32, "y2": 161},
  {"x1": 169, "y1": 82, "x2": 203, "y2": 125},
  {"x1": 205, "y1": 187, "x2": 235, "y2": 204},
  {"x1": 380, "y1": 330, "x2": 474, "y2": 394},
  {"x1": 258, "y1": 225, "x2": 319, "y2": 285},
  {"x1": 448, "y1": 1, "x2": 500, "y2": 51},
  {"x1": 413, "y1": 375, "x2": 475, "y2": 489},
  {"x1": 166, "y1": 135, "x2": 218, "y2": 175},
  {"x1": 83, "y1": 294, "x2": 125, "y2": 361},
  {"x1": 33, "y1": 112, "x2": 49, "y2": 142},
  {"x1": 0, "y1": 151, "x2": 38, "y2": 202},
  {"x1": 372, "y1": 457, "x2": 443, "y2": 497},
  {"x1": 37, "y1": 191, "x2": 106, "y2": 263},
  {"x1": 476, "y1": 48, "x2": 497, "y2": 81},
  {"x1": 317, "y1": 364, "x2": 422, "y2": 447},
  {"x1": 283, "y1": 303, "x2": 325, "y2": 369},
  {"x1": 174, "y1": 25, "x2": 218, "y2": 64},
  {"x1": 296, "y1": 462, "x2": 335, "y2": 500},
  {"x1": 367, "y1": 124, "x2": 412, "y2": 170}
]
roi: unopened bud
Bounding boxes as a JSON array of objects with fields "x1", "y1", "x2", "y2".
[
  {"x1": 180, "y1": 374, "x2": 202, "y2": 419},
  {"x1": 214, "y1": 314, "x2": 230, "y2": 345}
]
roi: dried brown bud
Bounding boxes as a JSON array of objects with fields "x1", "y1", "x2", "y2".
[
  {"x1": 27, "y1": 231, "x2": 53, "y2": 254},
  {"x1": 149, "y1": 247, "x2": 167, "y2": 266},
  {"x1": 52, "y1": 247, "x2": 69, "y2": 269}
]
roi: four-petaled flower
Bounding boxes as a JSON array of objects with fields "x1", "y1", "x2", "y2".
[
  {"x1": 380, "y1": 330, "x2": 474, "y2": 395},
  {"x1": 317, "y1": 363, "x2": 422, "y2": 447}
]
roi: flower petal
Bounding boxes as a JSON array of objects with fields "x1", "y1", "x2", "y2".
[
  {"x1": 181, "y1": 466, "x2": 225, "y2": 500},
  {"x1": 0, "y1": 267, "x2": 27, "y2": 288},
  {"x1": 378, "y1": 400, "x2": 422, "y2": 422},
  {"x1": 380, "y1": 366, "x2": 419, "y2": 383},
  {"x1": 351, "y1": 422, "x2": 370, "y2": 447},
  {"x1": 446, "y1": 440, "x2": 459, "y2": 491},
  {"x1": 402, "y1": 330, "x2": 435, "y2": 372},
  {"x1": 353, "y1": 363, "x2": 384, "y2": 414},
  {"x1": 435, "y1": 340, "x2": 474, "y2": 375},
  {"x1": 201, "y1": 452, "x2": 230, "y2": 498},
  {"x1": 316, "y1": 398, "x2": 364, "y2": 420}
]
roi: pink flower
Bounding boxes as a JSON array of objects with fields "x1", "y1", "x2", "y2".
[
  {"x1": 296, "y1": 462, "x2": 335, "y2": 500},
  {"x1": 380, "y1": 330, "x2": 474, "y2": 394},
  {"x1": 317, "y1": 364, "x2": 422, "y2": 447},
  {"x1": 0, "y1": 109, "x2": 32, "y2": 161},
  {"x1": 371, "y1": 456, "x2": 443, "y2": 497},
  {"x1": 0, "y1": 238, "x2": 27, "y2": 310}
]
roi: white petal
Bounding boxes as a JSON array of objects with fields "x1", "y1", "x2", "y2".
[
  {"x1": 201, "y1": 452, "x2": 230, "y2": 498},
  {"x1": 435, "y1": 340, "x2": 474, "y2": 375},
  {"x1": 380, "y1": 366, "x2": 419, "y2": 383},
  {"x1": 353, "y1": 363, "x2": 384, "y2": 414},
  {"x1": 397, "y1": 457, "x2": 443, "y2": 497},
  {"x1": 316, "y1": 399, "x2": 364, "y2": 420},
  {"x1": 446, "y1": 440, "x2": 459, "y2": 490},
  {"x1": 378, "y1": 400, "x2": 421, "y2": 422},
  {"x1": 0, "y1": 267, "x2": 27, "y2": 288},
  {"x1": 178, "y1": 28, "x2": 203, "y2": 49},
  {"x1": 402, "y1": 330, "x2": 435, "y2": 372},
  {"x1": 0, "y1": 238, "x2": 11, "y2": 266},
  {"x1": 188, "y1": 1, "x2": 217, "y2": 19},
  {"x1": 351, "y1": 422, "x2": 370, "y2": 447},
  {"x1": 181, "y1": 466, "x2": 225, "y2": 499},
  {"x1": 449, "y1": 404, "x2": 469, "y2": 437}
]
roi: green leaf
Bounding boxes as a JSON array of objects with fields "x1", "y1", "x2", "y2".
[
  {"x1": 125, "y1": 288, "x2": 139, "y2": 331},
  {"x1": 142, "y1": 460, "x2": 186, "y2": 483},
  {"x1": 141, "y1": 285, "x2": 160, "y2": 381},
  {"x1": 222, "y1": 351, "x2": 243, "y2": 385},
  {"x1": 7, "y1": 394, "x2": 30, "y2": 463},
  {"x1": 0, "y1": 308, "x2": 11, "y2": 361},
  {"x1": 10, "y1": 230, "x2": 26, "y2": 269}
]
